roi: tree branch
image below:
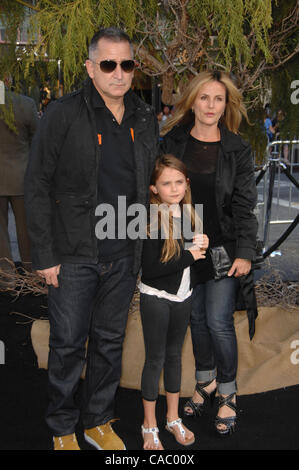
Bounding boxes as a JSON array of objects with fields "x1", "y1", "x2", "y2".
[
  {"x1": 14, "y1": 0, "x2": 40, "y2": 11},
  {"x1": 264, "y1": 47, "x2": 299, "y2": 71}
]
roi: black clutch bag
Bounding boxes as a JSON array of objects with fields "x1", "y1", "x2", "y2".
[
  {"x1": 210, "y1": 240, "x2": 264, "y2": 280},
  {"x1": 209, "y1": 246, "x2": 232, "y2": 280}
]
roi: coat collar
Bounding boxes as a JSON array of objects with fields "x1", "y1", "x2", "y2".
[
  {"x1": 165, "y1": 119, "x2": 245, "y2": 154},
  {"x1": 82, "y1": 77, "x2": 152, "y2": 120},
  {"x1": 219, "y1": 124, "x2": 246, "y2": 153}
]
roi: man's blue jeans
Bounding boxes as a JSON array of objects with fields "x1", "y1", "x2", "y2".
[
  {"x1": 190, "y1": 277, "x2": 238, "y2": 395},
  {"x1": 46, "y1": 256, "x2": 137, "y2": 436}
]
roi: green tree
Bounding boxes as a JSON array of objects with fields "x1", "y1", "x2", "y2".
[{"x1": 1, "y1": 0, "x2": 298, "y2": 157}]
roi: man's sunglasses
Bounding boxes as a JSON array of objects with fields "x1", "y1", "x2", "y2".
[{"x1": 89, "y1": 58, "x2": 135, "y2": 73}]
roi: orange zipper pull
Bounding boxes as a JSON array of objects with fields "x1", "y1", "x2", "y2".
[{"x1": 130, "y1": 128, "x2": 134, "y2": 142}]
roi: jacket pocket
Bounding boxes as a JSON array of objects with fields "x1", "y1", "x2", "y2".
[{"x1": 52, "y1": 193, "x2": 94, "y2": 257}]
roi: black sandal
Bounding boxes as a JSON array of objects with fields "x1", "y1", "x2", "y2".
[
  {"x1": 215, "y1": 393, "x2": 237, "y2": 436},
  {"x1": 184, "y1": 379, "x2": 216, "y2": 417}
]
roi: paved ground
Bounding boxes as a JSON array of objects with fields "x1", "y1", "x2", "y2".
[{"x1": 255, "y1": 170, "x2": 299, "y2": 281}]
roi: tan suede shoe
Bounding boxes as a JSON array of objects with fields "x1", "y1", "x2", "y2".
[
  {"x1": 53, "y1": 433, "x2": 80, "y2": 450},
  {"x1": 84, "y1": 420, "x2": 126, "y2": 450}
]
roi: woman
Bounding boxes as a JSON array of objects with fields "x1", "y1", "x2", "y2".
[{"x1": 161, "y1": 70, "x2": 258, "y2": 436}]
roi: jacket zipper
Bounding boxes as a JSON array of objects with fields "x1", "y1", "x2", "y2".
[{"x1": 84, "y1": 95, "x2": 101, "y2": 260}]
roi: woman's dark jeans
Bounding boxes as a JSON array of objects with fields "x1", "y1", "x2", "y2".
[
  {"x1": 140, "y1": 293, "x2": 192, "y2": 401},
  {"x1": 190, "y1": 277, "x2": 238, "y2": 395},
  {"x1": 46, "y1": 256, "x2": 137, "y2": 436}
]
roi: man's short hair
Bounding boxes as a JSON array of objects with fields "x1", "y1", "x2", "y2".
[{"x1": 88, "y1": 27, "x2": 134, "y2": 59}]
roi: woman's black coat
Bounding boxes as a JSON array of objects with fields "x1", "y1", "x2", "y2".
[{"x1": 161, "y1": 121, "x2": 259, "y2": 339}]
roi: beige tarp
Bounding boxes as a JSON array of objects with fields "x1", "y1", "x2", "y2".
[{"x1": 31, "y1": 306, "x2": 299, "y2": 396}]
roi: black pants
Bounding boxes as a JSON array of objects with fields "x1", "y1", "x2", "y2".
[
  {"x1": 46, "y1": 256, "x2": 137, "y2": 436},
  {"x1": 0, "y1": 196, "x2": 31, "y2": 268},
  {"x1": 140, "y1": 293, "x2": 192, "y2": 401}
]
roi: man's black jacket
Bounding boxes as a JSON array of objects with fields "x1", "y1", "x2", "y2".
[
  {"x1": 25, "y1": 78, "x2": 159, "y2": 273},
  {"x1": 161, "y1": 122, "x2": 258, "y2": 261}
]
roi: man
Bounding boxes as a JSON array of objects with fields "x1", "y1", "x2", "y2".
[
  {"x1": 0, "y1": 79, "x2": 38, "y2": 279},
  {"x1": 162, "y1": 105, "x2": 172, "y2": 122},
  {"x1": 25, "y1": 27, "x2": 159, "y2": 450}
]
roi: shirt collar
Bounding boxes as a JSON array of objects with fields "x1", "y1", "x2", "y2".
[
  {"x1": 91, "y1": 82, "x2": 105, "y2": 108},
  {"x1": 91, "y1": 82, "x2": 136, "y2": 114}
]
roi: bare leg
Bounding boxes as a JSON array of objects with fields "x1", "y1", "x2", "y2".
[
  {"x1": 142, "y1": 399, "x2": 164, "y2": 450},
  {"x1": 166, "y1": 391, "x2": 180, "y2": 421},
  {"x1": 166, "y1": 392, "x2": 194, "y2": 443}
]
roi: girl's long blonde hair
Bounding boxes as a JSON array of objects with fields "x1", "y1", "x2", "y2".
[
  {"x1": 148, "y1": 154, "x2": 202, "y2": 263},
  {"x1": 161, "y1": 70, "x2": 249, "y2": 135}
]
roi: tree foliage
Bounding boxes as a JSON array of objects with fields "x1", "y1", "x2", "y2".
[{"x1": 0, "y1": 0, "x2": 298, "y2": 156}]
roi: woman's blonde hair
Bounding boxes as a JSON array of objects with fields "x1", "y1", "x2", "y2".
[
  {"x1": 161, "y1": 70, "x2": 248, "y2": 135},
  {"x1": 148, "y1": 154, "x2": 202, "y2": 263}
]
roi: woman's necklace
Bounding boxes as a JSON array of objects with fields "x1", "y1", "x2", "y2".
[{"x1": 191, "y1": 126, "x2": 220, "y2": 144}]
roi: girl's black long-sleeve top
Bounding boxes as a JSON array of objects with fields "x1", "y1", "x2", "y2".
[{"x1": 140, "y1": 235, "x2": 197, "y2": 294}]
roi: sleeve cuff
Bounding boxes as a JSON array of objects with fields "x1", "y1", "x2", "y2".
[{"x1": 235, "y1": 246, "x2": 256, "y2": 261}]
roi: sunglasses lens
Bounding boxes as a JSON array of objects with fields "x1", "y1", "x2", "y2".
[
  {"x1": 99, "y1": 60, "x2": 117, "y2": 73},
  {"x1": 121, "y1": 60, "x2": 135, "y2": 72},
  {"x1": 99, "y1": 60, "x2": 135, "y2": 73}
]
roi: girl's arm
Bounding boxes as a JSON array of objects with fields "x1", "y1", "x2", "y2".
[{"x1": 141, "y1": 237, "x2": 204, "y2": 280}]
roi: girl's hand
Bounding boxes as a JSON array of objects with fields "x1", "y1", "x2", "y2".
[
  {"x1": 192, "y1": 234, "x2": 209, "y2": 250},
  {"x1": 188, "y1": 247, "x2": 206, "y2": 261},
  {"x1": 227, "y1": 258, "x2": 251, "y2": 278}
]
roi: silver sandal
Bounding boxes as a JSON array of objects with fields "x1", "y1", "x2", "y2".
[
  {"x1": 165, "y1": 418, "x2": 195, "y2": 446},
  {"x1": 141, "y1": 425, "x2": 163, "y2": 449}
]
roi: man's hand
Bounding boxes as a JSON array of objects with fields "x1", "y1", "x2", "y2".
[
  {"x1": 36, "y1": 265, "x2": 61, "y2": 288},
  {"x1": 227, "y1": 258, "x2": 251, "y2": 278}
]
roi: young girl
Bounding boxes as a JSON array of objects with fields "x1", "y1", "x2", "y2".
[{"x1": 138, "y1": 154, "x2": 209, "y2": 450}]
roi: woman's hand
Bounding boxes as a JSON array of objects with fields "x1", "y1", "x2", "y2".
[{"x1": 227, "y1": 258, "x2": 251, "y2": 278}]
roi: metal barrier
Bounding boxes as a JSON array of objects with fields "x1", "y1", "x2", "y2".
[{"x1": 255, "y1": 140, "x2": 299, "y2": 256}]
